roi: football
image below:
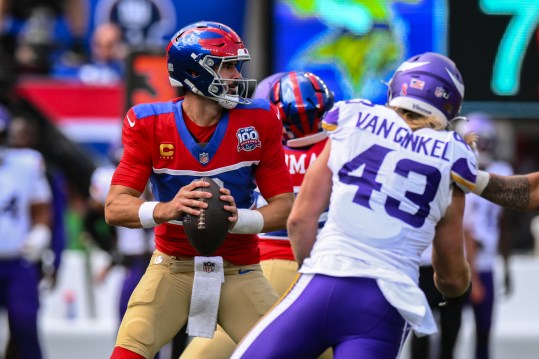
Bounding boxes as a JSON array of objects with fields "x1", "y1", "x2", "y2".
[{"x1": 182, "y1": 177, "x2": 230, "y2": 256}]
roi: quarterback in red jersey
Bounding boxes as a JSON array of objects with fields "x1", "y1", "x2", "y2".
[
  {"x1": 180, "y1": 71, "x2": 335, "y2": 359},
  {"x1": 105, "y1": 21, "x2": 293, "y2": 359}
]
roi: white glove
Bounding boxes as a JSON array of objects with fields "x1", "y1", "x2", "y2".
[{"x1": 22, "y1": 224, "x2": 52, "y2": 262}]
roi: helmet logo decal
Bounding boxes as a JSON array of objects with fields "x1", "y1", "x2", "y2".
[
  {"x1": 396, "y1": 60, "x2": 430, "y2": 73},
  {"x1": 410, "y1": 79, "x2": 425, "y2": 90},
  {"x1": 236, "y1": 127, "x2": 261, "y2": 152},
  {"x1": 400, "y1": 83, "x2": 408, "y2": 96},
  {"x1": 435, "y1": 87, "x2": 450, "y2": 99}
]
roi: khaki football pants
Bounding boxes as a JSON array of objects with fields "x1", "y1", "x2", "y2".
[{"x1": 114, "y1": 250, "x2": 279, "y2": 359}]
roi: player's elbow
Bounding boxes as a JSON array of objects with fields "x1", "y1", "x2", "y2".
[
  {"x1": 104, "y1": 197, "x2": 121, "y2": 227},
  {"x1": 287, "y1": 212, "x2": 315, "y2": 233},
  {"x1": 434, "y1": 264, "x2": 471, "y2": 298},
  {"x1": 103, "y1": 203, "x2": 115, "y2": 226}
]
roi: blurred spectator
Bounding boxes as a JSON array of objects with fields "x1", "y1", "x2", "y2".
[
  {"x1": 460, "y1": 113, "x2": 514, "y2": 359},
  {"x1": 94, "y1": 0, "x2": 177, "y2": 50},
  {"x1": 53, "y1": 22, "x2": 127, "y2": 84},
  {"x1": 0, "y1": 104, "x2": 52, "y2": 359},
  {"x1": 410, "y1": 243, "x2": 463, "y2": 359},
  {"x1": 85, "y1": 142, "x2": 154, "y2": 322},
  {"x1": 0, "y1": 0, "x2": 89, "y2": 76},
  {"x1": 8, "y1": 115, "x2": 68, "y2": 289}
]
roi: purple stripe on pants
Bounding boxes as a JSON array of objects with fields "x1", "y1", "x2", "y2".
[{"x1": 233, "y1": 274, "x2": 406, "y2": 359}]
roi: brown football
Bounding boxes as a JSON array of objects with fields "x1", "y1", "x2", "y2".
[{"x1": 182, "y1": 177, "x2": 230, "y2": 256}]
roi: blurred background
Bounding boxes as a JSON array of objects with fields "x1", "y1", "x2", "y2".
[{"x1": 0, "y1": 0, "x2": 538, "y2": 358}]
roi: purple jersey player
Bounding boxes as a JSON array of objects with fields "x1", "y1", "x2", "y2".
[
  {"x1": 0, "y1": 104, "x2": 52, "y2": 359},
  {"x1": 232, "y1": 52, "x2": 476, "y2": 359}
]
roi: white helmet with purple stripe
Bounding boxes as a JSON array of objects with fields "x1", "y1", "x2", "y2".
[{"x1": 387, "y1": 52, "x2": 465, "y2": 128}]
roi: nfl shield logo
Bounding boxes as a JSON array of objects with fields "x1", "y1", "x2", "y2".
[
  {"x1": 434, "y1": 86, "x2": 449, "y2": 99},
  {"x1": 199, "y1": 152, "x2": 209, "y2": 164},
  {"x1": 203, "y1": 261, "x2": 215, "y2": 273}
]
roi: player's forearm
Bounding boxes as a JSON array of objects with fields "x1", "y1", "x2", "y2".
[
  {"x1": 481, "y1": 173, "x2": 534, "y2": 210},
  {"x1": 257, "y1": 193, "x2": 294, "y2": 232},
  {"x1": 288, "y1": 217, "x2": 318, "y2": 267},
  {"x1": 105, "y1": 193, "x2": 146, "y2": 228}
]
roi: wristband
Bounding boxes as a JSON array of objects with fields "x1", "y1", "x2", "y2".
[
  {"x1": 138, "y1": 201, "x2": 159, "y2": 228},
  {"x1": 472, "y1": 170, "x2": 490, "y2": 195},
  {"x1": 229, "y1": 208, "x2": 264, "y2": 234},
  {"x1": 438, "y1": 282, "x2": 472, "y2": 307}
]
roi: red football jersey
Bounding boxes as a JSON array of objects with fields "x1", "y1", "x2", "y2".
[
  {"x1": 258, "y1": 139, "x2": 328, "y2": 261},
  {"x1": 112, "y1": 97, "x2": 293, "y2": 265}
]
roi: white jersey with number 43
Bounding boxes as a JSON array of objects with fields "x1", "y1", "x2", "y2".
[
  {"x1": 302, "y1": 99, "x2": 478, "y2": 282},
  {"x1": 300, "y1": 99, "x2": 478, "y2": 335}
]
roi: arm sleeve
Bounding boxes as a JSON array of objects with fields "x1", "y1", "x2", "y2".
[{"x1": 111, "y1": 108, "x2": 153, "y2": 192}]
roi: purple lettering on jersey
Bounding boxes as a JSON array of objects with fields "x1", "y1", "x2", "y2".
[
  {"x1": 363, "y1": 116, "x2": 379, "y2": 134},
  {"x1": 397, "y1": 132, "x2": 450, "y2": 162},
  {"x1": 441, "y1": 141, "x2": 451, "y2": 161},
  {"x1": 401, "y1": 132, "x2": 420, "y2": 151},
  {"x1": 356, "y1": 113, "x2": 395, "y2": 139},
  {"x1": 453, "y1": 131, "x2": 471, "y2": 150},
  {"x1": 393, "y1": 127, "x2": 410, "y2": 144},
  {"x1": 355, "y1": 111, "x2": 371, "y2": 128},
  {"x1": 430, "y1": 139, "x2": 444, "y2": 158},
  {"x1": 417, "y1": 137, "x2": 432, "y2": 155},
  {"x1": 377, "y1": 118, "x2": 395, "y2": 138}
]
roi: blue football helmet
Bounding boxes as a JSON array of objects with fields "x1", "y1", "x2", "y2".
[
  {"x1": 255, "y1": 71, "x2": 334, "y2": 147},
  {"x1": 166, "y1": 21, "x2": 256, "y2": 109},
  {"x1": 387, "y1": 52, "x2": 465, "y2": 128}
]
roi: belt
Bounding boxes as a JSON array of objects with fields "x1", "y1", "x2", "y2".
[{"x1": 150, "y1": 251, "x2": 260, "y2": 275}]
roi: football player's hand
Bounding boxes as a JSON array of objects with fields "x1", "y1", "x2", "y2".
[
  {"x1": 158, "y1": 180, "x2": 211, "y2": 221},
  {"x1": 470, "y1": 280, "x2": 485, "y2": 304},
  {"x1": 22, "y1": 224, "x2": 51, "y2": 262},
  {"x1": 219, "y1": 187, "x2": 238, "y2": 229}
]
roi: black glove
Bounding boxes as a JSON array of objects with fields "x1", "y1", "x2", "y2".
[{"x1": 438, "y1": 282, "x2": 472, "y2": 307}]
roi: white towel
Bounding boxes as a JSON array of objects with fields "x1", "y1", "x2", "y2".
[
  {"x1": 377, "y1": 278, "x2": 437, "y2": 336},
  {"x1": 187, "y1": 256, "x2": 225, "y2": 338}
]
